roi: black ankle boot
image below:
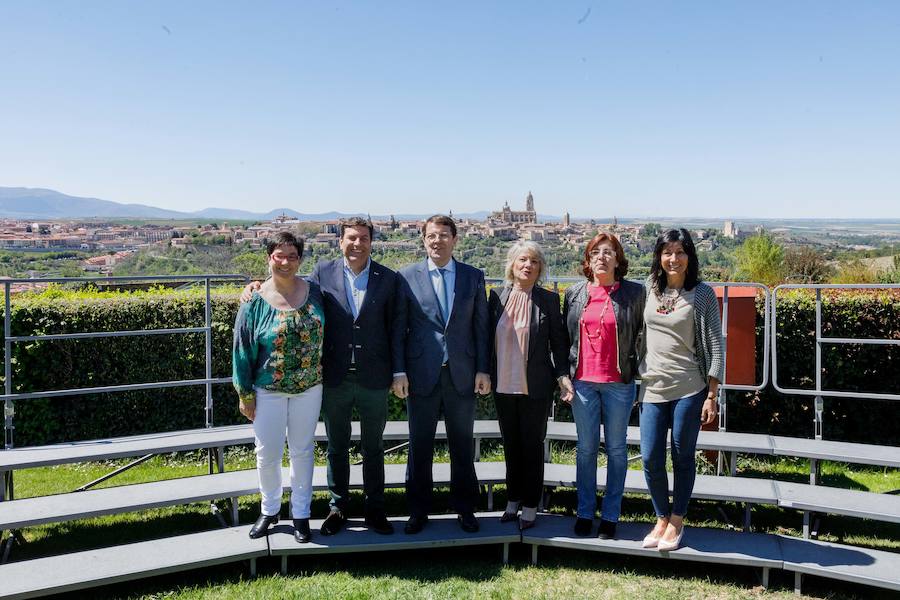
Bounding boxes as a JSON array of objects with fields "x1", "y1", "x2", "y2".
[
  {"x1": 293, "y1": 518, "x2": 311, "y2": 543},
  {"x1": 248, "y1": 514, "x2": 278, "y2": 539}
]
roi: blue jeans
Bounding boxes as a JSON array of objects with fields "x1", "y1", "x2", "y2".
[
  {"x1": 639, "y1": 388, "x2": 707, "y2": 518},
  {"x1": 571, "y1": 380, "x2": 635, "y2": 522}
]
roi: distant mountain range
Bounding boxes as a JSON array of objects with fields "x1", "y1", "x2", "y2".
[{"x1": 0, "y1": 187, "x2": 559, "y2": 222}]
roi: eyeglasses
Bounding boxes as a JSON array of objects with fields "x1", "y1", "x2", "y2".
[
  {"x1": 271, "y1": 253, "x2": 300, "y2": 262},
  {"x1": 589, "y1": 249, "x2": 616, "y2": 259}
]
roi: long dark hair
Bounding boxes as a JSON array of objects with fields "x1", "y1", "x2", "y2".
[{"x1": 649, "y1": 228, "x2": 700, "y2": 295}]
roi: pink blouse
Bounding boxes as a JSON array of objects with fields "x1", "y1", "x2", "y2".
[
  {"x1": 575, "y1": 283, "x2": 621, "y2": 383},
  {"x1": 495, "y1": 286, "x2": 532, "y2": 394}
]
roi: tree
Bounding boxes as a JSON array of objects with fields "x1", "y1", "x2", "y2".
[
  {"x1": 641, "y1": 223, "x2": 662, "y2": 238},
  {"x1": 733, "y1": 233, "x2": 784, "y2": 287},
  {"x1": 783, "y1": 246, "x2": 833, "y2": 283}
]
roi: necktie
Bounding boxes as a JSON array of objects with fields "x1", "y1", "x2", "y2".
[{"x1": 438, "y1": 268, "x2": 450, "y2": 324}]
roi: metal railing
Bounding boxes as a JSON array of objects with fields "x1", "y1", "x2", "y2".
[
  {"x1": 771, "y1": 283, "x2": 900, "y2": 442},
  {"x1": 1, "y1": 275, "x2": 248, "y2": 501}
]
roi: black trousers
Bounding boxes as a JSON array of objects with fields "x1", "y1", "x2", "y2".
[
  {"x1": 406, "y1": 366, "x2": 478, "y2": 517},
  {"x1": 494, "y1": 392, "x2": 551, "y2": 508}
]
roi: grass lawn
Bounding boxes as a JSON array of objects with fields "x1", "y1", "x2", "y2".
[{"x1": 7, "y1": 443, "x2": 900, "y2": 600}]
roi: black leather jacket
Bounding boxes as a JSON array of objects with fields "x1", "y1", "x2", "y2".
[{"x1": 562, "y1": 279, "x2": 646, "y2": 383}]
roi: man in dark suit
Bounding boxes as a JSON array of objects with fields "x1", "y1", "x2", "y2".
[
  {"x1": 312, "y1": 217, "x2": 402, "y2": 536},
  {"x1": 391, "y1": 214, "x2": 491, "y2": 534}
]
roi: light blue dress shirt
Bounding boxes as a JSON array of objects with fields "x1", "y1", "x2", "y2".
[
  {"x1": 342, "y1": 257, "x2": 371, "y2": 320},
  {"x1": 427, "y1": 257, "x2": 456, "y2": 323}
]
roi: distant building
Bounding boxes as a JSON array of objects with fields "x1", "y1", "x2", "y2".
[
  {"x1": 490, "y1": 192, "x2": 538, "y2": 224},
  {"x1": 723, "y1": 221, "x2": 739, "y2": 239},
  {"x1": 563, "y1": 212, "x2": 570, "y2": 228}
]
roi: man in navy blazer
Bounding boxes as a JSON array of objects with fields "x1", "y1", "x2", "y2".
[
  {"x1": 391, "y1": 214, "x2": 491, "y2": 534},
  {"x1": 311, "y1": 217, "x2": 403, "y2": 537}
]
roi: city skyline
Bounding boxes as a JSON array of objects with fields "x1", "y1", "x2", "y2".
[{"x1": 2, "y1": 2, "x2": 900, "y2": 218}]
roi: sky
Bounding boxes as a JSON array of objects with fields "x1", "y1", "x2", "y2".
[{"x1": 1, "y1": 1, "x2": 899, "y2": 219}]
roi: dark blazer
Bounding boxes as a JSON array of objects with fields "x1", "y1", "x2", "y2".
[
  {"x1": 488, "y1": 285, "x2": 570, "y2": 400},
  {"x1": 563, "y1": 278, "x2": 645, "y2": 383},
  {"x1": 394, "y1": 259, "x2": 490, "y2": 396},
  {"x1": 309, "y1": 258, "x2": 401, "y2": 389}
]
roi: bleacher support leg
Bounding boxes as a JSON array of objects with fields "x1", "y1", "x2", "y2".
[
  {"x1": 0, "y1": 470, "x2": 6, "y2": 502},
  {"x1": 531, "y1": 544, "x2": 538, "y2": 566},
  {"x1": 474, "y1": 438, "x2": 481, "y2": 462},
  {"x1": 502, "y1": 542, "x2": 509, "y2": 565},
  {"x1": 250, "y1": 558, "x2": 257, "y2": 577},
  {"x1": 761, "y1": 567, "x2": 769, "y2": 590},
  {"x1": 794, "y1": 572, "x2": 802, "y2": 595},
  {"x1": 230, "y1": 498, "x2": 239, "y2": 526},
  {"x1": 487, "y1": 484, "x2": 494, "y2": 511},
  {"x1": 743, "y1": 505, "x2": 752, "y2": 532},
  {"x1": 216, "y1": 447, "x2": 225, "y2": 473},
  {"x1": 281, "y1": 556, "x2": 288, "y2": 575},
  {"x1": 543, "y1": 439, "x2": 550, "y2": 462},
  {"x1": 802, "y1": 511, "x2": 810, "y2": 539}
]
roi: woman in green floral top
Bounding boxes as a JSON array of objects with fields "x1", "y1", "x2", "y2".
[{"x1": 233, "y1": 231, "x2": 325, "y2": 543}]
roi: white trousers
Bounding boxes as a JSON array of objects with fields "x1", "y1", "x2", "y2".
[{"x1": 253, "y1": 385, "x2": 323, "y2": 518}]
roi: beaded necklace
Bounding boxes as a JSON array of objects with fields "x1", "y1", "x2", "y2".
[{"x1": 580, "y1": 282, "x2": 618, "y2": 352}]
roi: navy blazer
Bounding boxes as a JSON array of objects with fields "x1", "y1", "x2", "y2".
[
  {"x1": 488, "y1": 285, "x2": 569, "y2": 400},
  {"x1": 394, "y1": 259, "x2": 490, "y2": 396},
  {"x1": 309, "y1": 258, "x2": 401, "y2": 390}
]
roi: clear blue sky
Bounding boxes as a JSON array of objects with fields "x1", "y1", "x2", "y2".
[{"x1": 2, "y1": 1, "x2": 899, "y2": 218}]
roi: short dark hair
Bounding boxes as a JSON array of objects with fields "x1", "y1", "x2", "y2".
[
  {"x1": 266, "y1": 231, "x2": 304, "y2": 260},
  {"x1": 340, "y1": 217, "x2": 374, "y2": 239},
  {"x1": 581, "y1": 232, "x2": 629, "y2": 281},
  {"x1": 422, "y1": 214, "x2": 457, "y2": 238},
  {"x1": 649, "y1": 228, "x2": 700, "y2": 295}
]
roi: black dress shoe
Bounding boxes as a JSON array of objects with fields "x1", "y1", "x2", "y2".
[
  {"x1": 597, "y1": 519, "x2": 617, "y2": 540},
  {"x1": 574, "y1": 517, "x2": 593, "y2": 536},
  {"x1": 458, "y1": 512, "x2": 479, "y2": 533},
  {"x1": 364, "y1": 513, "x2": 395, "y2": 535},
  {"x1": 499, "y1": 511, "x2": 518, "y2": 523},
  {"x1": 320, "y1": 510, "x2": 347, "y2": 536},
  {"x1": 404, "y1": 515, "x2": 428, "y2": 534},
  {"x1": 293, "y1": 518, "x2": 311, "y2": 543},
  {"x1": 248, "y1": 514, "x2": 278, "y2": 539}
]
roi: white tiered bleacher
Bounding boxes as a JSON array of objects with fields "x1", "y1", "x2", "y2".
[{"x1": 2, "y1": 419, "x2": 899, "y2": 598}]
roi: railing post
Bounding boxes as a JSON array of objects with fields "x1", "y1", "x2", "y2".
[
  {"x1": 4, "y1": 282, "x2": 13, "y2": 453},
  {"x1": 814, "y1": 289, "x2": 823, "y2": 440},
  {"x1": 3, "y1": 282, "x2": 14, "y2": 503},
  {"x1": 205, "y1": 277, "x2": 213, "y2": 429}
]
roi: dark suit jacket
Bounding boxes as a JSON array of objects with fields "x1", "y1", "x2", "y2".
[
  {"x1": 394, "y1": 259, "x2": 490, "y2": 396},
  {"x1": 488, "y1": 285, "x2": 570, "y2": 400},
  {"x1": 309, "y1": 258, "x2": 401, "y2": 390}
]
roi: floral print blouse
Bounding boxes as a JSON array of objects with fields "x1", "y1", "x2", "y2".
[{"x1": 232, "y1": 282, "x2": 325, "y2": 404}]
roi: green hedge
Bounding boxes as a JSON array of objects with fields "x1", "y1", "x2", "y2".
[{"x1": 1, "y1": 288, "x2": 897, "y2": 446}]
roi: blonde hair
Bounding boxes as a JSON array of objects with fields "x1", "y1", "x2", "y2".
[{"x1": 504, "y1": 240, "x2": 547, "y2": 287}]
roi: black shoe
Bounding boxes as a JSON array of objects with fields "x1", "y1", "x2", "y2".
[
  {"x1": 293, "y1": 518, "x2": 311, "y2": 543},
  {"x1": 248, "y1": 514, "x2": 278, "y2": 539},
  {"x1": 574, "y1": 517, "x2": 593, "y2": 536},
  {"x1": 458, "y1": 512, "x2": 480, "y2": 533},
  {"x1": 320, "y1": 509, "x2": 347, "y2": 536},
  {"x1": 499, "y1": 511, "x2": 518, "y2": 523},
  {"x1": 404, "y1": 515, "x2": 428, "y2": 534},
  {"x1": 364, "y1": 512, "x2": 395, "y2": 535},
  {"x1": 597, "y1": 519, "x2": 617, "y2": 540}
]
